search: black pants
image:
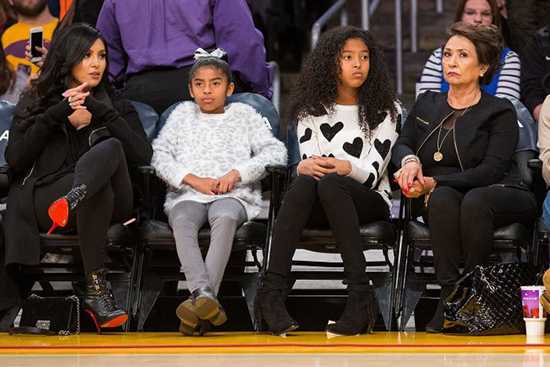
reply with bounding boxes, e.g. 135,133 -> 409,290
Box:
266,174 -> 390,284
34,138 -> 133,274
123,67 -> 193,115
427,185 -> 538,287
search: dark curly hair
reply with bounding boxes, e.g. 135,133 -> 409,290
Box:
290,26 -> 397,137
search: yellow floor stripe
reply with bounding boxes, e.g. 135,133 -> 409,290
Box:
1,332 -> 550,355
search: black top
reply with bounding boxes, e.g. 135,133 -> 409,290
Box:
66,124 -> 92,168
520,26 -> 550,113
392,91 -> 518,190
4,89 -> 152,267
419,109 -> 462,178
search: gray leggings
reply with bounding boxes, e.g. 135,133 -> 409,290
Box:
168,198 -> 247,294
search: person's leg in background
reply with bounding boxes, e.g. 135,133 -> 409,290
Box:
123,67 -> 192,115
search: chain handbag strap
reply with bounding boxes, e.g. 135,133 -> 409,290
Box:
58,295 -> 80,336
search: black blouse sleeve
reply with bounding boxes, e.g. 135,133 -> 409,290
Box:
6,93 -> 72,173
391,99 -> 418,168
434,105 -> 518,189
86,96 -> 153,167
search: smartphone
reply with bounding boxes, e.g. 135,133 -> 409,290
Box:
29,27 -> 44,63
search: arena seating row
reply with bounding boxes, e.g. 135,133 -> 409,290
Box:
0,98 -> 547,332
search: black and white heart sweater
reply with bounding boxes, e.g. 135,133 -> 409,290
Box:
297,103 -> 401,207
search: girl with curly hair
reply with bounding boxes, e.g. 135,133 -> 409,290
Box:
255,26 -> 402,336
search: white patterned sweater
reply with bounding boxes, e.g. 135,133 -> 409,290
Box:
152,101 -> 287,220
297,103 -> 402,207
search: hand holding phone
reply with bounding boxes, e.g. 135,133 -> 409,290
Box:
29,27 -> 44,63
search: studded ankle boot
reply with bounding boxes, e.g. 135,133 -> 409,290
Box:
83,269 -> 128,331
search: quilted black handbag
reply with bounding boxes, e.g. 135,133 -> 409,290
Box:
8,294 -> 80,336
442,263 -> 536,335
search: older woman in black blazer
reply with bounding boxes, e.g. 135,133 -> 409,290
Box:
392,22 -> 538,332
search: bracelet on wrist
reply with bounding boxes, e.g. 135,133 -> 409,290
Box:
401,155 -> 420,167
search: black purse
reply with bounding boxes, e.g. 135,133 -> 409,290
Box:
9,294 -> 80,336
442,263 -> 536,335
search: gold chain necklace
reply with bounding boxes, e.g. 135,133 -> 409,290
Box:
433,107 -> 470,162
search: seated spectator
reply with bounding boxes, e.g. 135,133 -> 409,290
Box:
256,26 -> 402,337
0,44 -> 27,103
96,0 -> 273,114
393,22 -> 538,333
538,96 -> 550,228
541,94 -> 550,310
57,0 -> 104,28
503,0 -> 550,56
520,24 -> 550,121
0,0 -> 16,35
416,0 -> 521,101
151,49 -> 286,336
4,23 -> 152,331
1,0 -> 58,76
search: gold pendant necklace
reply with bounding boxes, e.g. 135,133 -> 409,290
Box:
433,126 -> 453,162
433,106 -> 471,162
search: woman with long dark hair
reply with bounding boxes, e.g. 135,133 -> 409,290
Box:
255,26 -> 402,336
4,23 -> 152,331
0,45 -> 15,97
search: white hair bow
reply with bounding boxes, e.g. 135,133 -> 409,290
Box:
193,48 -> 226,61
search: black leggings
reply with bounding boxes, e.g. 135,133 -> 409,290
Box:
34,138 -> 133,274
266,174 -> 390,284
427,185 -> 538,287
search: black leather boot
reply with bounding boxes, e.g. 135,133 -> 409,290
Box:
255,272 -> 299,335
63,184 -> 88,210
325,283 -> 377,336
425,285 -> 454,333
83,269 -> 128,331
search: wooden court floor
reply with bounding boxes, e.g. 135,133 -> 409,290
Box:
1,332 -> 550,366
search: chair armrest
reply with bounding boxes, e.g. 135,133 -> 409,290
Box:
133,165 -> 165,220
266,164 -> 287,176
267,165 -> 287,214
137,165 -> 155,175
528,158 -> 542,169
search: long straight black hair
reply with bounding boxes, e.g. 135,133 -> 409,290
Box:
0,44 -> 14,96
29,23 -> 110,110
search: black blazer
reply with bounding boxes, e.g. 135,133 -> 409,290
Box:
391,91 -> 518,190
4,91 -> 152,266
